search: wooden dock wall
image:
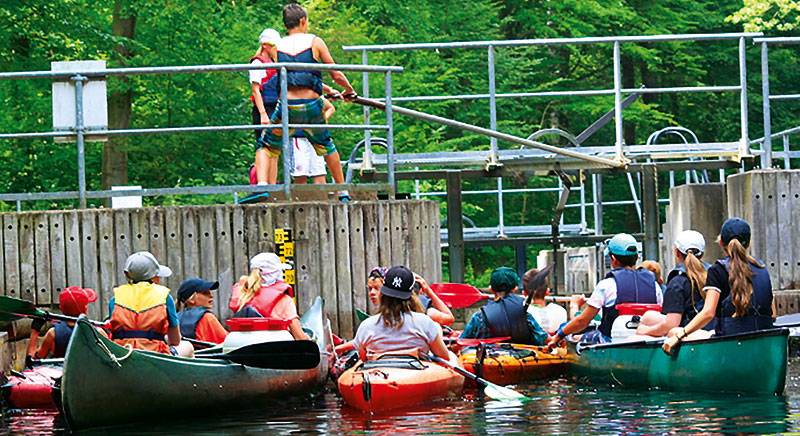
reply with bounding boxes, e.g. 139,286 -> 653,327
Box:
727,170 -> 800,291
0,200 -> 442,338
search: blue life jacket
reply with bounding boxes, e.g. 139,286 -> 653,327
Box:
233,306 -> 264,318
418,295 -> 432,311
599,267 -> 658,338
715,257 -> 773,336
176,307 -> 211,339
53,321 -> 74,358
261,72 -> 280,104
276,34 -> 323,96
480,294 -> 530,344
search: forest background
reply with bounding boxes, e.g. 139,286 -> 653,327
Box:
1,0 -> 799,286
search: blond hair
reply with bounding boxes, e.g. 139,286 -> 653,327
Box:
681,249 -> 707,309
237,268 -> 263,312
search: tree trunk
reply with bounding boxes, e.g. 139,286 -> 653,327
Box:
102,2 -> 136,196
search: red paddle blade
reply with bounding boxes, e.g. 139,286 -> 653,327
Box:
456,337 -> 511,347
430,283 -> 491,308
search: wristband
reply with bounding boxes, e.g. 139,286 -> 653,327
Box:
556,326 -> 565,339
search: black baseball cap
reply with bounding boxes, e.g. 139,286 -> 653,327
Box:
177,277 -> 219,303
720,217 -> 751,246
380,266 -> 415,300
525,263 -> 554,293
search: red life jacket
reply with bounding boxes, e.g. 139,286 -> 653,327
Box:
229,280 -> 293,319
249,55 -> 278,103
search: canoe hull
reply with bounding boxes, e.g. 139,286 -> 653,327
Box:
338,353 -> 464,412
567,328 -> 788,394
61,296 -> 332,430
459,344 -> 567,385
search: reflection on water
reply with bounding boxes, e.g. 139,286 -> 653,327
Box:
3,360 -> 800,435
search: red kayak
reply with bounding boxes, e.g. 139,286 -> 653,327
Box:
2,365 -> 61,409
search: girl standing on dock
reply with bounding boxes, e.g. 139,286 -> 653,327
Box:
663,218 -> 775,354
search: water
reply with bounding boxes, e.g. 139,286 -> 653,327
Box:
4,359 -> 800,435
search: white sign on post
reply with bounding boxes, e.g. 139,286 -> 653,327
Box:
111,186 -> 143,209
51,60 -> 108,143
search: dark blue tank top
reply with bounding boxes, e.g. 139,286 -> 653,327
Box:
599,267 -> 658,337
53,321 -> 74,358
715,258 -> 774,335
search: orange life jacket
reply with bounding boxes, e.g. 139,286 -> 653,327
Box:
229,281 -> 292,319
110,282 -> 171,354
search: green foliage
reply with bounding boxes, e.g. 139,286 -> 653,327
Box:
2,0 -> 800,280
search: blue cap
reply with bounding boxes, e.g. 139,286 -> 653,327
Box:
604,233 -> 639,257
178,277 -> 219,303
720,217 -> 751,246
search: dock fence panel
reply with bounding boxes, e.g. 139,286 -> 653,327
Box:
362,203 -> 380,310
147,208 -> 166,273
792,172 -> 800,288
80,211 -> 99,319
257,205 -> 275,255
334,204 -> 354,338
763,173 -> 780,283
113,210 -> 132,288
19,214 -> 36,303
776,172 -> 793,288
33,213 -> 52,305
48,212 -> 67,303
293,204 -> 317,315
349,204 -> 367,320
164,207 -> 183,297
390,202 -> 409,268
318,204 -> 338,332
377,202 -> 392,270
199,207 -> 218,297
215,206 -> 234,319
3,215 -> 20,298
64,212 -> 82,289
181,208 -> 200,288
131,209 -> 150,253
97,210 -> 115,317
407,202 -> 423,276
231,207 -> 247,283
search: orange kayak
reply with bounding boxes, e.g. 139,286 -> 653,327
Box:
338,352 -> 464,412
459,343 -> 567,385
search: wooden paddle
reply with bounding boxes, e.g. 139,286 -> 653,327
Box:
0,295 -> 107,327
198,340 -> 320,370
426,353 -> 529,402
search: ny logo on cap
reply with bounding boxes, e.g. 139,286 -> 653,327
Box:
393,277 -> 403,288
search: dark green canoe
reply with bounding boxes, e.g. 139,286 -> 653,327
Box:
567,328 -> 788,394
60,296 -> 332,430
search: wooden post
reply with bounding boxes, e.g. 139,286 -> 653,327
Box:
446,170 -> 465,283
640,163 -> 660,262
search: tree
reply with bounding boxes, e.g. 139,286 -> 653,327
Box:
728,0 -> 800,31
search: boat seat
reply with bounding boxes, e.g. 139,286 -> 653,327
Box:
360,355 -> 427,371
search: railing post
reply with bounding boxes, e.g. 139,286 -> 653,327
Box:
760,42 -> 772,168
280,67 -> 291,198
488,45 -> 499,166
446,170 -> 465,283
592,173 -> 603,235
739,37 -> 750,158
385,72 -> 396,196
641,163 -> 660,261
362,50 -> 373,170
613,41 -> 624,161
73,74 -> 87,209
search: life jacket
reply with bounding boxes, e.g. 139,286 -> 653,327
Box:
228,280 -> 293,320
276,33 -> 323,96
599,267 -> 658,338
666,262 -> 714,329
176,307 -> 211,339
110,282 -> 171,354
715,257 -> 774,336
53,321 -> 74,358
480,294 -> 531,344
417,295 -> 432,311
249,55 -> 278,103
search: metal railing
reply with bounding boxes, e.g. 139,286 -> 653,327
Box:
753,37 -> 800,168
0,62 -> 403,208
344,33 -> 762,237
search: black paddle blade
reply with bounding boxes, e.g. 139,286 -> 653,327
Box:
203,340 -> 321,370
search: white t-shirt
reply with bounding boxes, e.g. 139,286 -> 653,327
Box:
353,311 -> 441,359
586,277 -> 664,310
527,303 -> 568,334
249,58 -> 267,84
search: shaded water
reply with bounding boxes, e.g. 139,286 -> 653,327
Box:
4,359 -> 800,435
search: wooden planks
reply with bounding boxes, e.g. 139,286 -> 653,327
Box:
0,200 -> 441,336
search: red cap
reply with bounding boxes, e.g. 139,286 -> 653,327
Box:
59,286 -> 98,316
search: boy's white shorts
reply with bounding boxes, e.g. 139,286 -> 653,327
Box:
290,136 -> 327,178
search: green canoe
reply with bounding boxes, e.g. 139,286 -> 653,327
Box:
567,328 -> 788,394
60,296 -> 332,430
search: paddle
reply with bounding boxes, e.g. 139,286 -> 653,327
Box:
775,313 -> 800,328
430,283 -> 491,308
454,337 -> 511,347
356,308 -> 370,323
0,295 -> 106,327
184,337 -> 217,349
197,340 -> 320,370
426,353 -> 529,402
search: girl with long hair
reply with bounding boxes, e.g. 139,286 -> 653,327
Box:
663,218 -> 774,355
352,266 -> 450,361
229,252 -> 310,340
636,230 -> 714,339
